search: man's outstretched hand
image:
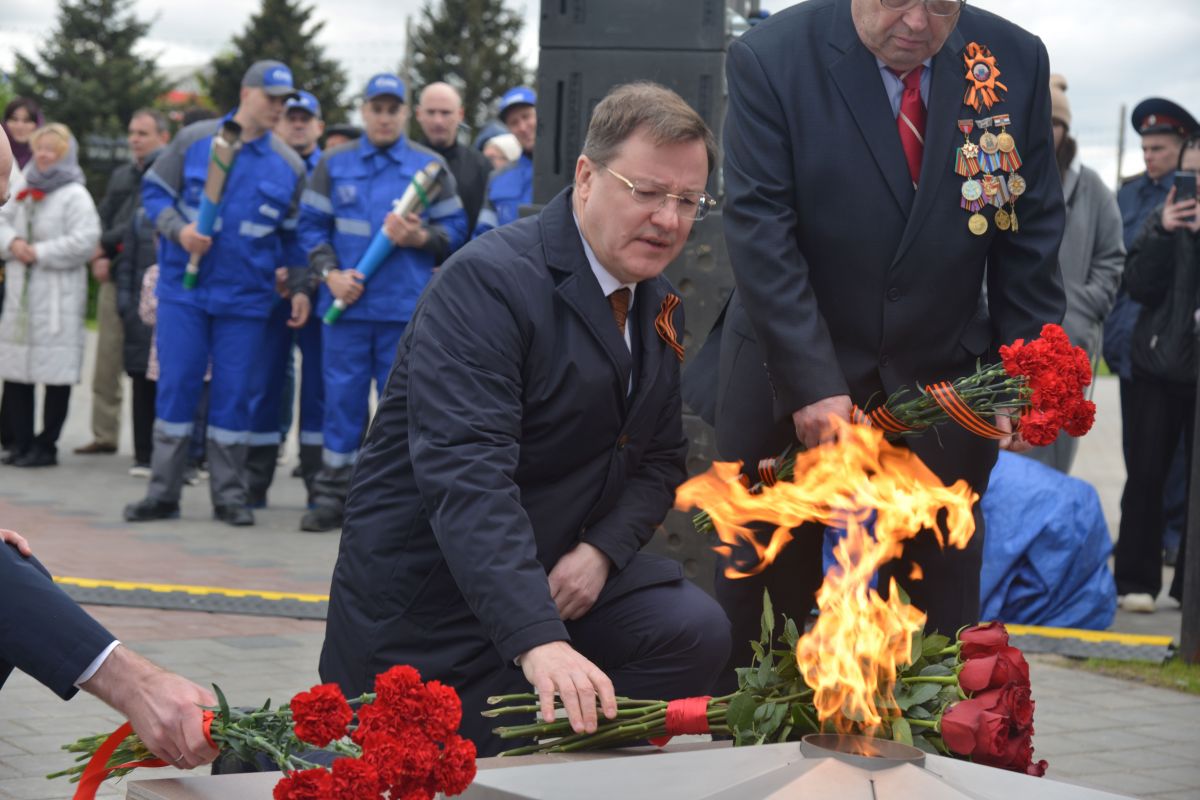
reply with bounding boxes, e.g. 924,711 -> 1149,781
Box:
519,641 -> 617,734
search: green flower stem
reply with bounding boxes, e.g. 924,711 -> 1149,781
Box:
905,718 -> 939,731
900,676 -> 959,685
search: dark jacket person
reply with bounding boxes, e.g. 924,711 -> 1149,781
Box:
320,83 -> 731,756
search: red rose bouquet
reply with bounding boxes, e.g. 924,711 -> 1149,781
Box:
487,598 -> 1047,777
51,665 -> 476,800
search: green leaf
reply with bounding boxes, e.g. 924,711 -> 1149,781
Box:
213,683 -> 231,722
910,629 -> 924,665
907,704 -> 933,720
726,692 -> 758,732
757,655 -> 776,688
893,584 -> 912,606
937,685 -> 961,706
750,640 -> 765,660
761,589 -> 775,642
919,663 -> 953,677
896,682 -> 940,710
911,734 -> 938,754
891,717 -> 913,746
784,618 -> 800,649
921,633 -> 951,656
735,667 -> 754,690
766,702 -> 788,735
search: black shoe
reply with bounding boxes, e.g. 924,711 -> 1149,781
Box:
13,448 -> 56,467
124,498 -> 181,522
1,449 -> 27,465
300,505 -> 342,532
214,504 -> 255,526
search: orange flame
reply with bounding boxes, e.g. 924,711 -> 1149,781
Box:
675,418 -> 978,733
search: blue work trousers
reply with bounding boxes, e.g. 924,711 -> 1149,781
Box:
321,319 -> 405,466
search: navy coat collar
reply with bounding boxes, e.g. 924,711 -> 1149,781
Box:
539,188 -> 671,417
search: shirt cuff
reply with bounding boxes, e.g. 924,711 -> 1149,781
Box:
74,640 -> 120,688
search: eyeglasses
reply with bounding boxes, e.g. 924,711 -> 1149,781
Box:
879,0 -> 965,17
600,165 -> 716,221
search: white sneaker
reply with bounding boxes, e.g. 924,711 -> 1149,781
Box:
1120,593 -> 1156,613
128,464 -> 151,478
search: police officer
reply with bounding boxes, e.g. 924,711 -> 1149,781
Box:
415,82 -> 492,233
297,73 -> 468,532
472,86 -> 535,237
1101,98 -> 1198,572
123,60 -> 309,526
243,91 -> 326,509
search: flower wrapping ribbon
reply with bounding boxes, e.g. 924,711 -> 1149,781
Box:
648,695 -> 712,747
852,404 -> 916,434
655,293 -> 685,362
853,382 -> 1009,440
73,711 -> 216,800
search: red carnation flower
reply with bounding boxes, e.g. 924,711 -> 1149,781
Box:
290,683 -> 353,747
421,680 -> 464,741
330,757 -> 382,799
273,768 -> 332,800
436,735 -> 478,796
375,665 -> 428,718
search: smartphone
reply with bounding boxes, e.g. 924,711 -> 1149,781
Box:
1175,172 -> 1198,204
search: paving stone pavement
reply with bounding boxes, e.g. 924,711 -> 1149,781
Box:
1,335 -> 1197,799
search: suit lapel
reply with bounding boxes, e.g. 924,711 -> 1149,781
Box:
543,191 -> 634,391
827,0 -> 914,215
892,26 -> 967,266
624,279 -> 667,423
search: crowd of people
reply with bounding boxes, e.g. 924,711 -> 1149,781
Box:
0,65 -> 538,534
2,0 -> 1200,770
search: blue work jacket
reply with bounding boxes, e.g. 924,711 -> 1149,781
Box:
473,153 -> 533,237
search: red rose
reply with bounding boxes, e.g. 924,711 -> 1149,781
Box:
940,696 -> 1008,758
945,685 -> 1043,774
330,757 -> 382,799
958,622 -> 1009,658
421,680 -> 463,741
273,768 -> 332,800
290,683 -> 353,747
436,734 -> 478,796
958,646 -> 1031,693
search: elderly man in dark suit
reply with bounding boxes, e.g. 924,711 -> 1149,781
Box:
687,0 -> 1065,678
320,82 -> 731,757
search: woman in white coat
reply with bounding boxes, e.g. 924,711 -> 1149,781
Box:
0,123 -> 100,466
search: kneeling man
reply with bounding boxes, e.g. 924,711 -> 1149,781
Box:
320,82 -> 730,755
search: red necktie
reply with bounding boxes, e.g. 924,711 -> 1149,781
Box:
891,66 -> 926,187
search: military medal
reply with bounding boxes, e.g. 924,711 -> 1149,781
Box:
968,213 -> 988,235
992,113 -> 1023,172
963,42 -> 1008,113
1007,173 -> 1027,197
995,207 -> 1012,231
976,118 -> 1001,173
954,120 -> 981,177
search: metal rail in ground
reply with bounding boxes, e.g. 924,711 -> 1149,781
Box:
54,575 -> 328,620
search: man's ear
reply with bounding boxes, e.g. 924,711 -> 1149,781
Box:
574,156 -> 595,199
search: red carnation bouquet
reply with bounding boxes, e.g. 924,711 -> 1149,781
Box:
695,323 -> 1095,534
50,665 -> 476,800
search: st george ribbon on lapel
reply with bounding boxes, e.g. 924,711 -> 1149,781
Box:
655,294 -> 686,362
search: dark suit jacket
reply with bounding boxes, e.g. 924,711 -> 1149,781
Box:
320,188 -> 689,698
688,0 -> 1065,493
0,543 -> 116,700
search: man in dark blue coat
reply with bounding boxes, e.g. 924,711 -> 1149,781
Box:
320,83 -> 730,756
0,530 -> 217,769
685,0 -> 1066,679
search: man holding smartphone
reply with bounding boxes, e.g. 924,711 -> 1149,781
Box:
1103,98 -> 1198,577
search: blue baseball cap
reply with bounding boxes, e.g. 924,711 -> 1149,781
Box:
364,73 -> 406,103
242,60 -> 297,98
498,86 -> 536,122
285,90 -> 321,118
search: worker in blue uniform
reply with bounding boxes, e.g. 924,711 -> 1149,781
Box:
472,86 -> 535,237
296,73 -> 468,532
245,90 -> 325,508
123,61 -> 309,526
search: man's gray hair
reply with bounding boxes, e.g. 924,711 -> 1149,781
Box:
131,108 -> 169,134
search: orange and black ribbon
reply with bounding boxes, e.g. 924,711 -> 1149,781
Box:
963,43 -> 1008,113
924,381 -> 1007,439
655,293 -> 686,362
852,404 -> 920,434
73,712 -> 216,800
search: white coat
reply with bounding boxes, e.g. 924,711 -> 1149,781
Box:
0,173 -> 101,385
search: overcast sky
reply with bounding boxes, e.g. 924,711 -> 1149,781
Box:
2,0 -> 1198,188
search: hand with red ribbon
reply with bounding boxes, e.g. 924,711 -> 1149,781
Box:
78,646 -> 218,774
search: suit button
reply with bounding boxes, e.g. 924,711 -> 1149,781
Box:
887,287 -> 901,302
617,434 -> 630,450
